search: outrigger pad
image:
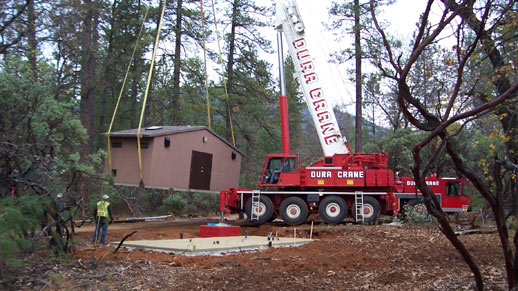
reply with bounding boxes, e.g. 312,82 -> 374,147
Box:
199,224 -> 241,237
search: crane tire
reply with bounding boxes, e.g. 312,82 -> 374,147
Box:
279,197 -> 308,226
354,196 -> 381,224
319,195 -> 348,224
245,195 -> 274,225
407,198 -> 436,214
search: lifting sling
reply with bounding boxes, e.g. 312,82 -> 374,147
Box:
106,4 -> 150,172
210,0 -> 236,147
200,0 -> 211,129
137,0 -> 167,185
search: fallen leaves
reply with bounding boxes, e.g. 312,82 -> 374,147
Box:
2,221 -> 508,290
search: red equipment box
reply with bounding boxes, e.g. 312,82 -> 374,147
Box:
199,225 -> 241,237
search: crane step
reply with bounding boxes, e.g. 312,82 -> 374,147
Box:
355,191 -> 364,224
251,190 -> 261,221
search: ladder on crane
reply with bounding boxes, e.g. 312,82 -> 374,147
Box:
355,191 -> 364,224
251,190 -> 261,221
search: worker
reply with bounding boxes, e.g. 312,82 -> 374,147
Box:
92,194 -> 114,245
55,193 -> 65,236
56,193 -> 65,213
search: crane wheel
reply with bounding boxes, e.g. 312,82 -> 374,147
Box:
279,197 -> 308,226
245,196 -> 274,225
407,199 -> 427,214
319,195 -> 348,224
354,196 -> 381,224
407,198 -> 436,214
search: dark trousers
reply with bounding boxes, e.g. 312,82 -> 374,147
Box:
92,217 -> 108,244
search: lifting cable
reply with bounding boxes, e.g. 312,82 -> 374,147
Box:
210,0 -> 236,147
200,0 -> 211,129
137,0 -> 167,185
106,4 -> 150,172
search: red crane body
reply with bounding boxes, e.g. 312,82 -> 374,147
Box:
219,0 -> 471,225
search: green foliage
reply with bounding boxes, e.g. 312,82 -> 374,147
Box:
160,194 -> 188,215
467,189 -> 487,213
0,58 -> 86,196
464,127 -> 506,177
373,128 -> 425,176
159,192 -> 219,216
0,195 -> 45,270
51,273 -> 65,283
213,48 -> 280,188
284,56 -> 306,152
403,204 -> 436,225
106,187 -> 220,218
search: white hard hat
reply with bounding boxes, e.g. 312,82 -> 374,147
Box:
102,194 -> 109,200
56,193 -> 63,199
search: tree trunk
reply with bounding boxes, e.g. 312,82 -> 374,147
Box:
130,61 -> 139,129
0,0 -> 29,54
26,0 -> 38,80
130,0 -> 145,129
97,0 -> 119,151
441,0 -> 518,215
371,106 -> 375,137
78,0 -> 99,212
354,0 -> 362,153
224,0 -> 239,143
144,0 -> 163,127
171,0 -> 183,125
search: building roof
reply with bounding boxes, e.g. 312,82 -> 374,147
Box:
104,126 -> 244,155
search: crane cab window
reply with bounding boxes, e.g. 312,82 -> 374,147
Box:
267,157 -> 283,173
446,182 -> 461,196
262,157 -> 298,184
262,157 -> 283,184
282,157 -> 296,173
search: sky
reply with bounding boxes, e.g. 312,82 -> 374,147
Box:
144,0 -> 429,114
148,0 -> 428,114
260,0 -> 426,113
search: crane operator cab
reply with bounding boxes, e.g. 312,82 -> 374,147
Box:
259,154 -> 299,186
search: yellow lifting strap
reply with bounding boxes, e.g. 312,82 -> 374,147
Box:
200,0 -> 211,129
106,5 -> 150,172
137,0 -> 167,184
210,0 -> 236,147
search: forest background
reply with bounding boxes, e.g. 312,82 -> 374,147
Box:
1,0 -> 517,287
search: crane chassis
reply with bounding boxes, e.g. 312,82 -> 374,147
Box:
219,0 -> 471,226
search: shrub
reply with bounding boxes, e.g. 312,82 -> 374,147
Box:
160,194 -> 188,215
403,204 -> 436,225
0,195 -> 45,276
157,192 -> 219,217
189,193 -> 219,216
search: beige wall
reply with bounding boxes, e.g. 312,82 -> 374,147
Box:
106,129 -> 242,192
107,137 -> 155,186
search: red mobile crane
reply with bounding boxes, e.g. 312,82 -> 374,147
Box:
219,0 -> 471,225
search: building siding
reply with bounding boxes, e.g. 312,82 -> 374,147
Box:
106,128 -> 242,192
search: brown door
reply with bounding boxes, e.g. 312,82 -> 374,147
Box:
189,150 -> 213,190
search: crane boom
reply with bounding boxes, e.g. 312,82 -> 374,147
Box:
218,1 -> 472,228
275,0 -> 350,156
220,0 -> 471,225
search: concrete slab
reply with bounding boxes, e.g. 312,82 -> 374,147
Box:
111,236 -> 314,255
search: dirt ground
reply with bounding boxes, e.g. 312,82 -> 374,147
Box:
5,217 -> 507,290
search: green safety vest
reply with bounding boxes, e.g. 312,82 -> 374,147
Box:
97,200 -> 110,218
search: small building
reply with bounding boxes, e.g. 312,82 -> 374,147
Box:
104,126 -> 243,192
